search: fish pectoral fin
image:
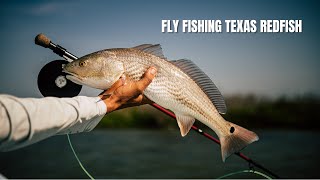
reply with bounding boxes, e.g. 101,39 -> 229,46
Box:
175,114 -> 195,137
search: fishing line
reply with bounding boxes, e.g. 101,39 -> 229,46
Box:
35,34 -> 280,179
217,169 -> 272,179
67,134 -> 95,180
67,105 -> 279,179
67,132 -> 271,179
151,103 -> 280,178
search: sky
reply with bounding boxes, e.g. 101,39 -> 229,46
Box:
0,0 -> 319,98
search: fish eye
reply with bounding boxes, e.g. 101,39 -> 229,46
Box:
79,61 -> 87,67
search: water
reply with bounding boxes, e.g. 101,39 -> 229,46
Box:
0,129 -> 319,178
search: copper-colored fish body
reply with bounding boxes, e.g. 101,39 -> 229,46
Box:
63,44 -> 259,161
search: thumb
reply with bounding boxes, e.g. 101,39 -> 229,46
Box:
137,67 -> 157,92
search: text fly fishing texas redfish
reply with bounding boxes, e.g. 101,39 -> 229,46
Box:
63,44 -> 259,162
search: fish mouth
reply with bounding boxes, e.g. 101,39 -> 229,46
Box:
62,69 -> 77,77
62,70 -> 84,85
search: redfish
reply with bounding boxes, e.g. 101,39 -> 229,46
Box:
63,44 -> 258,161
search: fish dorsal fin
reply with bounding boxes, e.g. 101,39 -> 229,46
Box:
171,59 -> 227,114
132,44 -> 166,59
175,113 -> 195,137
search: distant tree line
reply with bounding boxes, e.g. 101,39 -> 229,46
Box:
97,94 -> 320,130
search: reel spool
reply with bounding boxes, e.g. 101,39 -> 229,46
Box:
37,60 -> 82,97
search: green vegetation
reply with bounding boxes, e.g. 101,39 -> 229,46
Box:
223,94 -> 320,129
97,94 -> 320,130
97,105 -> 176,129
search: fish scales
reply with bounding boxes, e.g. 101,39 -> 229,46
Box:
63,44 -> 259,161
113,48 -> 226,133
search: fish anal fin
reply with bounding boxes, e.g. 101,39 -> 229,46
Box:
132,44 -> 166,59
175,113 -> 195,137
220,122 -> 259,162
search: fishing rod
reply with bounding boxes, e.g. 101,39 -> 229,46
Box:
35,33 -> 280,179
152,103 -> 279,178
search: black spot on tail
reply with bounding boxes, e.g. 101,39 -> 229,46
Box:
230,126 -> 235,133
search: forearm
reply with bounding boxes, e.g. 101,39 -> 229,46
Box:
0,95 -> 106,151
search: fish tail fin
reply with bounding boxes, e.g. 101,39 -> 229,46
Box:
220,121 -> 259,162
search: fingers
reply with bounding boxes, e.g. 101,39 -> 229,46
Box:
116,95 -> 153,111
136,67 -> 157,92
100,67 -> 157,113
128,94 -> 144,104
104,75 -> 126,95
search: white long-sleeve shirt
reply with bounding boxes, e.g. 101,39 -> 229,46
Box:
0,94 -> 106,151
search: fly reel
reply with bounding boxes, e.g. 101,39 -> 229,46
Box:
35,33 -> 82,97
37,60 -> 82,97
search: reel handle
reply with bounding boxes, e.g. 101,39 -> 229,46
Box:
35,33 -> 51,48
35,33 -> 78,61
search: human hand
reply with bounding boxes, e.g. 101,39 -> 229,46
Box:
98,67 -> 157,113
